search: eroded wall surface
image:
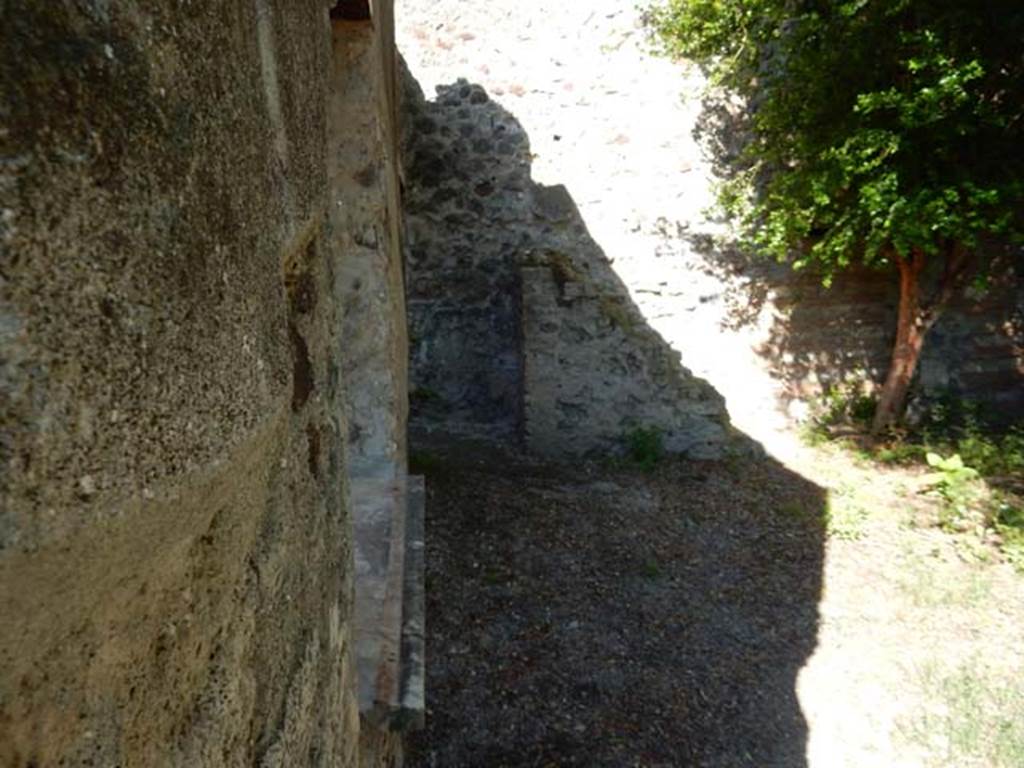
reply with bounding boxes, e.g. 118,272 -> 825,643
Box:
521,266 -> 729,457
401,78 -> 527,445
0,2 -> 400,764
401,78 -> 732,456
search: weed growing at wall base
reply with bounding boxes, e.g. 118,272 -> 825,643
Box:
924,452 -> 983,532
799,383 -> 879,446
995,503 -> 1024,573
625,426 -> 664,472
801,388 -> 1024,569
823,492 -> 869,541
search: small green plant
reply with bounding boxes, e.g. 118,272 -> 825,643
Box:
807,392 -> 1024,566
919,394 -> 990,442
957,424 -> 1024,479
913,396 -> 1024,476
917,447 -> 1024,567
410,387 -> 444,405
803,383 -> 878,443
640,556 -> 663,579
924,452 -> 984,532
779,501 -> 810,521
849,393 -> 878,424
875,441 -> 925,465
481,565 -> 506,586
824,492 -> 869,541
994,500 -> 1024,573
625,426 -> 664,472
409,450 -> 445,477
799,419 -> 830,447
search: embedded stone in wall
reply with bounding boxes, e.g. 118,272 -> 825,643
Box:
401,75 -> 531,445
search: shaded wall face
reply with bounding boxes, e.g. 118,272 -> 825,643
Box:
751,252 -> 1024,419
401,78 -> 529,444
0,2 -> 367,764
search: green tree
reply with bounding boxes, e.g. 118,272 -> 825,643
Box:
651,0 -> 1024,432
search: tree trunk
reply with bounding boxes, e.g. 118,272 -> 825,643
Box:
869,242 -> 971,435
872,251 -> 928,434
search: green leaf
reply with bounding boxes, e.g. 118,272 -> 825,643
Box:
945,454 -> 966,471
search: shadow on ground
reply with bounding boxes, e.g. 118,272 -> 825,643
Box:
406,447 -> 825,768
398,75 -> 827,766
676,90 -> 1024,416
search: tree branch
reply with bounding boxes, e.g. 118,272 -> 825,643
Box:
919,241 -> 972,329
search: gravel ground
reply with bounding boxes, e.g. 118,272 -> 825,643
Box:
407,446 -> 827,767
405,441 -> 1024,768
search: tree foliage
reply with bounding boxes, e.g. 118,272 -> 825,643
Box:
651,0 -> 1024,428
652,0 -> 1023,276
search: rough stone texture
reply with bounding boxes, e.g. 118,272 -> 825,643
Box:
522,267 -> 729,457
401,77 -> 733,456
359,728 -> 403,768
401,80 -> 526,445
0,1 -> 409,765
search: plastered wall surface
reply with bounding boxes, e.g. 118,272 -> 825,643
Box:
331,16 -> 408,481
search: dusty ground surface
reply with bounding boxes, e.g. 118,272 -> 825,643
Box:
397,2 -> 1024,765
406,444 -> 1024,768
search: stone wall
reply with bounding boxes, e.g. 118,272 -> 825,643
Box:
522,266 -> 729,457
401,78 -> 733,456
399,68 -> 1022,452
1,1 -> 408,765
760,253 -> 1024,419
685,231 -> 1024,420
395,4 -> 1023,447
401,77 -> 527,445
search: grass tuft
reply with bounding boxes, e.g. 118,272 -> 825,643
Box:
898,660 -> 1024,767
